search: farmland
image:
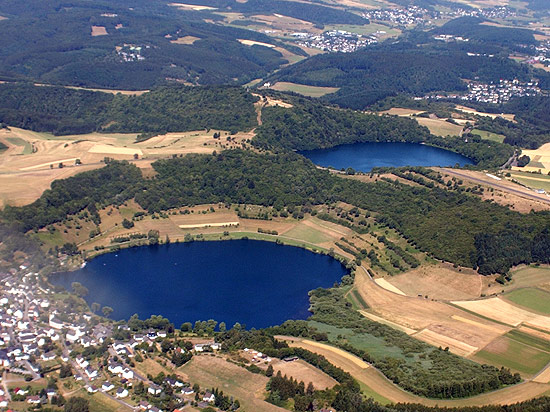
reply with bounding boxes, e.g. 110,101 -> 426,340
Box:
269,82 -> 340,98
504,288 -> 550,315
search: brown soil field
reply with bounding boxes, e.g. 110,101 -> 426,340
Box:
386,263 -> 484,300
170,35 -> 200,44
281,337 -> 550,406
355,269 -> 510,354
91,25 -> 108,36
180,355 -> 286,412
452,297 -> 550,330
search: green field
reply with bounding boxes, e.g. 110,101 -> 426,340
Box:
472,129 -> 505,143
474,335 -> 550,376
284,223 -> 332,244
505,288 -> 550,315
6,136 -> 32,154
271,82 -> 340,98
509,171 -> 550,192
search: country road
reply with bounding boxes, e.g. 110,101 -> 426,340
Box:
442,168 -> 550,205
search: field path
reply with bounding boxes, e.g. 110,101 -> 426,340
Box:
280,337 -> 550,406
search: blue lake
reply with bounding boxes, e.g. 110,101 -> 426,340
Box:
299,142 -> 473,172
51,240 -> 348,329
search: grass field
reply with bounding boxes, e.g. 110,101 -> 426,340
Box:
6,136 -> 33,154
509,171 -> 550,192
472,129 -> 505,143
474,335 -> 550,376
270,82 -> 339,98
415,117 -> 463,137
505,288 -> 550,315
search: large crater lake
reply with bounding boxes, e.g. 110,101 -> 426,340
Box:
299,142 -> 473,171
52,240 -> 348,328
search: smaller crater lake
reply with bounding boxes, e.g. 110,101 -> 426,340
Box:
299,142 -> 473,172
51,240 -> 348,329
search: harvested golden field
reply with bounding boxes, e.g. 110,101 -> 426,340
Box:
355,269 -> 510,355
270,358 -> 338,390
374,278 -> 406,296
0,127 -> 251,208
238,39 -> 276,48
452,297 -> 550,330
386,263 -> 484,300
518,142 -> 550,172
180,355 -> 286,412
381,108 -> 426,116
455,105 -> 515,121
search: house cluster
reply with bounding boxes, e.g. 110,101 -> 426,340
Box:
444,6 -> 517,20
424,78 -> 544,104
116,44 -> 147,62
433,34 -> 469,43
362,6 -> 434,27
244,347 -> 272,363
292,30 -> 377,53
524,39 -> 550,69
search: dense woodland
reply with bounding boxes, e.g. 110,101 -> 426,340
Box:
267,42 -> 547,109
0,84 -> 258,135
0,0 -> 290,88
5,152 -> 550,274
255,96 -> 514,168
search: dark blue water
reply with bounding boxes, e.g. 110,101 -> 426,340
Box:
51,240 -> 347,329
299,142 -> 473,172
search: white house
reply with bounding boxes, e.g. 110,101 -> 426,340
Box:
102,382 -> 115,392
116,387 -> 129,398
203,391 -> 215,403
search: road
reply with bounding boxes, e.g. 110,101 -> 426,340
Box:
442,168 -> 550,205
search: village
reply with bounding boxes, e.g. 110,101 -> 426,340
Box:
0,264 -> 248,412
423,78 -> 544,104
291,30 -> 378,53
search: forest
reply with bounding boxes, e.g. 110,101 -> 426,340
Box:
0,83 -> 258,135
0,0 -> 289,88
255,96 -> 514,168
266,42 -> 544,109
4,152 -> 550,274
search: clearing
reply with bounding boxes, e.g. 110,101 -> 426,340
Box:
91,26 -> 108,36
270,82 -> 340,98
170,36 -> 200,45
238,39 -> 276,48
